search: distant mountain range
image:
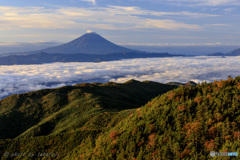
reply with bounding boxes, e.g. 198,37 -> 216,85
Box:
0,52 -> 175,65
228,48 -> 240,56
166,80 -> 197,86
0,32 -> 181,65
1,32 -> 239,65
208,48 -> 240,56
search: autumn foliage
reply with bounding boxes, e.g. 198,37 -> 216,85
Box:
148,132 -> 156,148
167,91 -> 176,100
109,130 -> 119,141
205,140 -> 215,151
177,105 -> 187,111
194,97 -> 202,104
234,132 -> 240,140
208,126 -> 217,138
183,121 -> 200,139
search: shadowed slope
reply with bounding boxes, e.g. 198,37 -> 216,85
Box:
0,80 -> 176,140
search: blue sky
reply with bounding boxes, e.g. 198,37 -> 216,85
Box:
0,0 -> 240,46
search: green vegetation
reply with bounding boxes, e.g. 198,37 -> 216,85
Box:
0,80 -> 175,159
84,76 -> 240,160
1,77 -> 240,159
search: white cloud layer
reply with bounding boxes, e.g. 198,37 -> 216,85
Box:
0,56 -> 240,99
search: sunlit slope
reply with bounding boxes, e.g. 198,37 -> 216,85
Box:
80,77 -> 240,159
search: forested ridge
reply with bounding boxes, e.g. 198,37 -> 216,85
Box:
0,80 -> 175,159
81,76 -> 240,159
0,77 -> 240,159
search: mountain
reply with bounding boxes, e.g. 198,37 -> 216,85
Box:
208,48 -> 240,56
227,48 -> 240,56
41,32 -> 136,55
1,77 -> 240,159
166,80 -> 197,87
1,32 -> 136,56
0,32 -> 181,65
185,80 -> 197,86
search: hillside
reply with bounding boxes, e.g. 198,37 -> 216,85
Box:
1,77 -> 240,159
0,80 -> 176,159
83,76 -> 240,159
166,81 -> 197,87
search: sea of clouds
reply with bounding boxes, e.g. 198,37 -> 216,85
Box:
0,56 -> 240,99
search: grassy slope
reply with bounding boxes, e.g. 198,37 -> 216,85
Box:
0,80 -> 176,159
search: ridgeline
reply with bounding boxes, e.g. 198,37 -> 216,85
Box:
0,77 -> 240,159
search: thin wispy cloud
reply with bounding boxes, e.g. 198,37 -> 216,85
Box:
107,5 -> 218,17
0,56 -> 240,99
0,5 -> 216,31
167,0 -> 240,6
224,8 -> 235,12
137,19 -> 201,30
0,0 -> 239,45
82,0 -> 96,5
